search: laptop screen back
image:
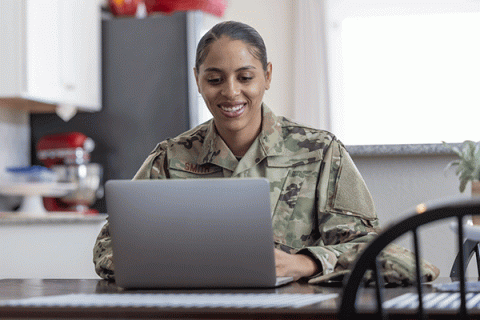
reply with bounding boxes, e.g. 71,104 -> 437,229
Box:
106,178 -> 277,289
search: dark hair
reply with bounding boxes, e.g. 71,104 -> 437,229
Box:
195,21 -> 268,71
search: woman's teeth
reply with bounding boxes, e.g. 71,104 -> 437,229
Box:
220,104 -> 244,112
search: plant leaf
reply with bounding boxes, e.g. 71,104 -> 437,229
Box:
443,140 -> 480,191
444,160 -> 460,176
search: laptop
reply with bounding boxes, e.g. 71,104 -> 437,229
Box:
105,178 -> 294,289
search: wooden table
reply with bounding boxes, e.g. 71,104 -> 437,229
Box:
0,278 -> 476,319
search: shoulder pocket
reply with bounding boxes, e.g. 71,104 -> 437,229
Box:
332,152 -> 376,220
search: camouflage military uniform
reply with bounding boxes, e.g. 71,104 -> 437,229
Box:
93,104 -> 439,284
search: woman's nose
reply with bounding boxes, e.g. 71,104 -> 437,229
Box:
221,79 -> 240,98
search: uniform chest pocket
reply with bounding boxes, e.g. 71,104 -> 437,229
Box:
273,169 -> 319,221
266,152 -> 321,212
278,172 -> 304,210
267,157 -> 321,245
268,168 -> 305,242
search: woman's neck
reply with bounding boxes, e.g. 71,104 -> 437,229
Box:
215,123 -> 262,157
224,134 -> 256,157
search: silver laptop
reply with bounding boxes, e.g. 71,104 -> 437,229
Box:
105,178 -> 294,289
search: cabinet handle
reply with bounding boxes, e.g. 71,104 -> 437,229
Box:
64,84 -> 75,91
58,0 -> 76,95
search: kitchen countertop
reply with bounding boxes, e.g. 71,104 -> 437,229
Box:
346,142 -> 460,157
0,212 -> 107,225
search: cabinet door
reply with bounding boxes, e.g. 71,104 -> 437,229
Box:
58,0 -> 101,110
0,0 -> 24,97
24,0 -> 61,103
23,0 -> 101,111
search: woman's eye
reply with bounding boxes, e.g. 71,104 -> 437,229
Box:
207,78 -> 222,84
240,77 -> 253,82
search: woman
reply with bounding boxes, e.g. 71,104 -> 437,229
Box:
94,21 -> 432,284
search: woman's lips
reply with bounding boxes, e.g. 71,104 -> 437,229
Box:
218,103 -> 246,118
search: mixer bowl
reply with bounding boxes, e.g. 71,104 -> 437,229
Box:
51,163 -> 103,211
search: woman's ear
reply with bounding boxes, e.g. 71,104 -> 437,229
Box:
194,67 -> 201,93
265,62 -> 272,90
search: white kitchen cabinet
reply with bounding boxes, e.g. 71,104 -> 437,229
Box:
0,0 -> 24,98
0,0 -> 101,112
0,214 -> 107,279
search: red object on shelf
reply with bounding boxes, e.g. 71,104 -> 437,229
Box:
37,132 -> 93,168
144,0 -> 227,17
36,132 -> 100,214
37,132 -> 88,151
109,0 -> 142,16
42,198 -> 99,214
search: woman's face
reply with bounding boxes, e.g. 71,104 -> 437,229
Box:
195,36 -> 272,139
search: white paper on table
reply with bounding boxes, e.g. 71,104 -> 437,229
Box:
0,293 -> 338,309
383,292 -> 480,310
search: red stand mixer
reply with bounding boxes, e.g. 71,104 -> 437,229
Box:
36,132 -> 103,214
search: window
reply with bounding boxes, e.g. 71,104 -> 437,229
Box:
325,0 -> 480,145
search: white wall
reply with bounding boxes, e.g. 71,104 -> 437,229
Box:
0,107 -> 29,211
354,154 -> 477,279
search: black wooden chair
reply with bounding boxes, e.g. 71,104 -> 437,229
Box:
450,239 -> 480,281
338,197 -> 480,320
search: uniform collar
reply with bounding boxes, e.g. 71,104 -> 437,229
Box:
257,103 -> 285,157
197,120 -> 238,171
198,103 -> 285,171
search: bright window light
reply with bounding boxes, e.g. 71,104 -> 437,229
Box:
332,12 -> 480,145
198,96 -> 212,124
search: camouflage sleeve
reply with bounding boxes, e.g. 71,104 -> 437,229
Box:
298,139 -> 381,282
93,220 -> 115,280
298,140 -> 439,284
133,142 -> 170,180
92,143 -> 169,279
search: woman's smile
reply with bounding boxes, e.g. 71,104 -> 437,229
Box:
218,101 -> 247,118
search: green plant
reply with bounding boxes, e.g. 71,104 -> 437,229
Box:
443,140 -> 480,192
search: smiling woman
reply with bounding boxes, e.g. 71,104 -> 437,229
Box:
93,20 -> 438,286
194,34 -> 271,156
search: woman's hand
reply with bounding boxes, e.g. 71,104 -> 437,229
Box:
274,248 -> 320,281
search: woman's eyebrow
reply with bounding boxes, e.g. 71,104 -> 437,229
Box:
204,67 -> 223,73
236,66 -> 257,72
203,66 -> 257,73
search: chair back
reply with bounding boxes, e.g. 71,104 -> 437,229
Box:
339,197 -> 480,320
